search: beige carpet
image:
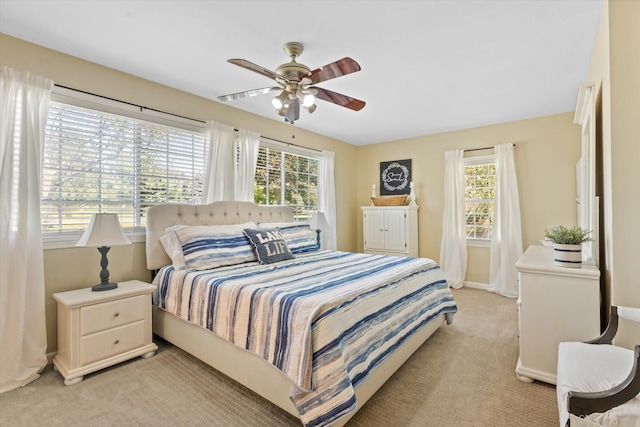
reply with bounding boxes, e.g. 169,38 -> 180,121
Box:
0,287 -> 558,426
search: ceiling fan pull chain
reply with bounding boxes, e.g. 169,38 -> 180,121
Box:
291,123 -> 296,139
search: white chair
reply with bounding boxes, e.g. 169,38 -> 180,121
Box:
556,306 -> 640,426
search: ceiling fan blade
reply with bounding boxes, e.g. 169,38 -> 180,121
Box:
217,87 -> 281,102
307,57 -> 361,85
311,87 -> 366,111
227,59 -> 284,82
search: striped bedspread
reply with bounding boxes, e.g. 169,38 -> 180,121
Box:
153,250 -> 457,427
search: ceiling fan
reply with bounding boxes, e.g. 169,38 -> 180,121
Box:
218,42 -> 365,124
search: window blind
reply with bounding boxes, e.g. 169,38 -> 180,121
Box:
42,101 -> 206,247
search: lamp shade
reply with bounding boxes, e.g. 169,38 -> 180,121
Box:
76,213 -> 131,247
272,90 -> 289,110
310,212 -> 328,230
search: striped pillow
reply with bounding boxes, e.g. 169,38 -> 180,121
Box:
258,222 -> 320,253
160,225 -> 188,269
174,222 -> 257,271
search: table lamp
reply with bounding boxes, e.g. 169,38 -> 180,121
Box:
76,213 -> 131,291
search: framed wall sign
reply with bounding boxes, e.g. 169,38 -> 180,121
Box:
380,159 -> 411,195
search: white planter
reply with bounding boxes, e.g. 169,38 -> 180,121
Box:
553,244 -> 582,268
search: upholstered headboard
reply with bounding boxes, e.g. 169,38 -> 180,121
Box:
145,201 -> 294,270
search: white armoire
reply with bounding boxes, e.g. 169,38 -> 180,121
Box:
361,206 -> 419,257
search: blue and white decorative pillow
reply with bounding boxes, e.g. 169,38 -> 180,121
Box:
243,228 -> 294,265
257,222 -> 320,254
173,222 -> 258,271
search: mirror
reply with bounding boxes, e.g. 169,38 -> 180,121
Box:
574,82 -> 598,266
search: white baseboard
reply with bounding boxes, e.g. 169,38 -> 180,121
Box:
463,281 -> 489,290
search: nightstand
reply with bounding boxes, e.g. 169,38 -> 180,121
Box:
52,280 -> 158,385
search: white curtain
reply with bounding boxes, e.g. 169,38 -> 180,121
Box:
319,150 -> 337,250
439,149 -> 467,288
202,121 -> 235,202
488,143 -> 523,298
234,129 -> 260,202
0,67 -> 53,393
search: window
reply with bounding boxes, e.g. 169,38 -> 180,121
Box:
253,140 -> 320,221
41,89 -> 322,247
41,89 -> 206,248
464,155 -> 496,243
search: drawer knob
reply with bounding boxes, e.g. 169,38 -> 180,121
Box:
114,312 -> 119,317
114,340 -> 120,345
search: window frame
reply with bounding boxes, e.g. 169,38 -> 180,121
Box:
42,87 -> 207,249
464,154 -> 496,247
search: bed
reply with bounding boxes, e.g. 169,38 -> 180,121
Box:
146,201 -> 457,426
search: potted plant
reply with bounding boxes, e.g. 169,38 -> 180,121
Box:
544,225 -> 592,268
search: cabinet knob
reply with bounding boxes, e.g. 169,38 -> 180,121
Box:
114,340 -> 120,345
114,312 -> 119,317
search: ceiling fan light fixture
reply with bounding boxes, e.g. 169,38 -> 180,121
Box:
302,93 -> 315,108
276,102 -> 290,116
285,98 -> 300,123
305,103 -> 317,114
296,87 -> 315,108
272,90 -> 289,109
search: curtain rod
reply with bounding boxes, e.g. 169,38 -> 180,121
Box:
54,84 -> 205,124
260,135 -> 321,153
53,83 -> 318,151
464,143 -> 515,152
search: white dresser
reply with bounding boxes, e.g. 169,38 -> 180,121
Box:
515,245 -> 600,385
53,280 -> 157,385
361,206 -> 419,257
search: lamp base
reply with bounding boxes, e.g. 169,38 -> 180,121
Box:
92,282 -> 118,292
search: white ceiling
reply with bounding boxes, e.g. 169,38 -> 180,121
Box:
0,1 -> 603,146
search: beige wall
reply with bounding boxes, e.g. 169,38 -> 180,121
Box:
0,34 -> 359,353
588,0 -> 640,348
356,114 -> 581,283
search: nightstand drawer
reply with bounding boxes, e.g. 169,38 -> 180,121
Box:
81,295 -> 146,335
80,320 -> 146,365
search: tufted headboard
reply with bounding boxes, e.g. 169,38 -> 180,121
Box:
145,201 -> 294,270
